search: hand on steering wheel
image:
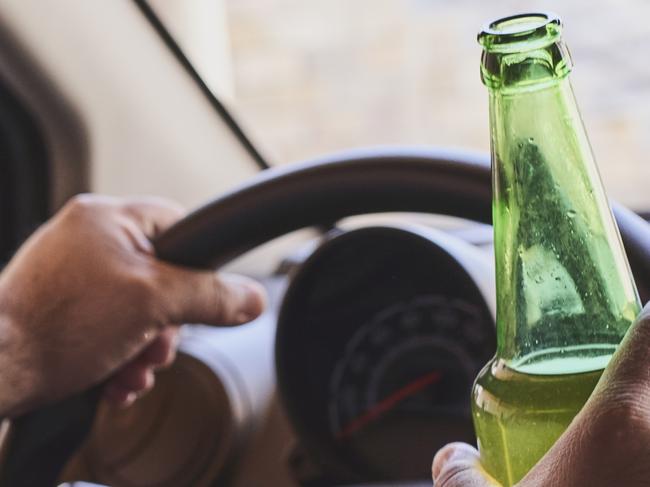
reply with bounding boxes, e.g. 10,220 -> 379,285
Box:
0,195 -> 266,416
433,304 -> 650,487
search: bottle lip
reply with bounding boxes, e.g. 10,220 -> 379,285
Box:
478,12 -> 562,53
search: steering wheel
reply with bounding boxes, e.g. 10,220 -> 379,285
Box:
2,147 -> 650,487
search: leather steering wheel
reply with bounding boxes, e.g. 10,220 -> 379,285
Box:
2,147 -> 650,487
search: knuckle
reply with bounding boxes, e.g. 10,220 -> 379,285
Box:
435,460 -> 474,487
154,334 -> 178,368
127,271 -> 164,321
65,194 -> 95,215
589,393 -> 650,443
432,443 -> 482,487
148,197 -> 185,219
63,194 -> 116,222
121,197 -> 185,227
143,371 -> 155,391
161,348 -> 176,367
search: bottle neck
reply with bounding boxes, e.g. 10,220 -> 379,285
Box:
481,40 -> 572,93
489,75 -> 640,370
478,12 -> 571,93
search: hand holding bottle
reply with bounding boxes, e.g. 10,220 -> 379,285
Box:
470,11 -> 640,486
433,303 -> 650,487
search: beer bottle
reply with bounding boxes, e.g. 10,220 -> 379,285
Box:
471,12 -> 641,486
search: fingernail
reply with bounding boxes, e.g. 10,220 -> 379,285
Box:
235,311 -> 255,324
432,448 -> 451,480
223,274 -> 267,323
432,443 -> 481,483
432,443 -> 465,480
120,392 -> 137,409
235,281 -> 265,323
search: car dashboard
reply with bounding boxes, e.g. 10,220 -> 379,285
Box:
60,218 -> 497,487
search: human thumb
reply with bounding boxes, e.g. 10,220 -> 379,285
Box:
153,263 -> 267,325
589,302 -> 650,406
432,442 -> 500,487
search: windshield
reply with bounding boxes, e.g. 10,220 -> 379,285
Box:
148,0 -> 650,209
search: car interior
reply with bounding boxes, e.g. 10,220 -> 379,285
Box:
1,1 -> 650,487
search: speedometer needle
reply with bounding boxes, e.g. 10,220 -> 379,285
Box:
336,370 -> 442,439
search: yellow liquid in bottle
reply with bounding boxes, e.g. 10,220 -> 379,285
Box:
471,347 -> 612,486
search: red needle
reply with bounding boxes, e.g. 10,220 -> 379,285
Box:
336,370 -> 442,439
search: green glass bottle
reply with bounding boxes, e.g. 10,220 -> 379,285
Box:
471,12 -> 641,486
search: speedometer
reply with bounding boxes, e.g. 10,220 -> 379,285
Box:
329,295 -> 489,480
276,225 -> 496,484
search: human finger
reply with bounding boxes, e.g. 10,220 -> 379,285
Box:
120,196 -> 186,238
433,442 -> 499,486
154,269 -> 267,326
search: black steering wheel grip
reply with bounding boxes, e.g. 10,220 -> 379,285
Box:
3,147 -> 650,486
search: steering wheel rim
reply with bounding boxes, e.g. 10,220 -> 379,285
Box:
3,146 -> 650,487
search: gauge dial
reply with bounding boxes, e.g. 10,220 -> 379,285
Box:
328,295 -> 492,480
276,225 -> 496,484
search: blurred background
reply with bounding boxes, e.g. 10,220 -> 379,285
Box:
150,0 -> 650,209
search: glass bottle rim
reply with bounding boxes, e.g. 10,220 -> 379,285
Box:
478,12 -> 562,54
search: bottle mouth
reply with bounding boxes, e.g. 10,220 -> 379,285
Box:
478,12 -> 562,53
